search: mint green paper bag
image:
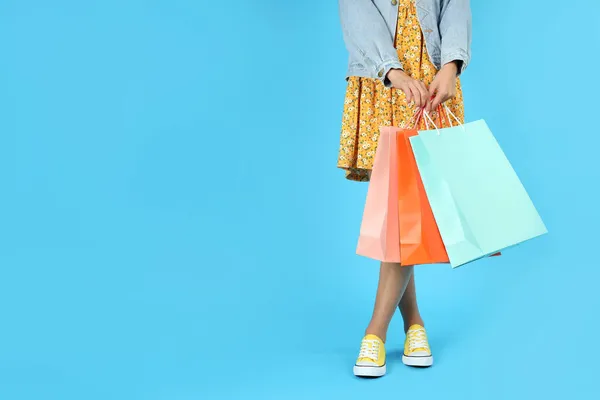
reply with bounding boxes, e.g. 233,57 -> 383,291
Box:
409,119 -> 547,267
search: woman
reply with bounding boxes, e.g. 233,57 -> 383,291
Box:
337,0 -> 471,377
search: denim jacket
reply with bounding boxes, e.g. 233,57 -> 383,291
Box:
339,0 -> 471,85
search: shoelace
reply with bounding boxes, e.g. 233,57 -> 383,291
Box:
358,339 -> 380,360
407,328 -> 429,351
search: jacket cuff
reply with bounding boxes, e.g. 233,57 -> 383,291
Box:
375,60 -> 403,87
442,51 -> 469,75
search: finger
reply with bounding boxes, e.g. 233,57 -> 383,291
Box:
425,93 -> 434,112
430,91 -> 446,111
409,83 -> 424,108
427,83 -> 438,112
420,81 -> 432,110
415,81 -> 429,110
409,87 -> 419,107
409,86 -> 420,107
401,84 -> 414,106
428,79 -> 438,97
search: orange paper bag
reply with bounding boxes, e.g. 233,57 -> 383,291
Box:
397,127 -> 450,265
356,127 -> 401,263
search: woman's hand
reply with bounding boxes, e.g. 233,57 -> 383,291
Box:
427,62 -> 459,111
386,69 -> 429,109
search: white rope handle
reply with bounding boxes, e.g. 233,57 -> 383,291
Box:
443,104 -> 454,127
443,103 -> 466,132
422,111 -> 440,136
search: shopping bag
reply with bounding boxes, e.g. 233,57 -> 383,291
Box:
356,126 -> 401,263
409,111 -> 547,267
395,122 -> 450,265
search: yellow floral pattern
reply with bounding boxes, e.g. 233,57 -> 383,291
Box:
338,0 -> 465,181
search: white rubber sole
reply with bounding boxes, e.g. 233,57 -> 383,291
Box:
402,355 -> 433,367
353,364 -> 386,377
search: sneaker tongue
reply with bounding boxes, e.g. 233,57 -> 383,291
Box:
364,334 -> 382,342
408,324 -> 425,332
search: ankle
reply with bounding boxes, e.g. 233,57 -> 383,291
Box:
365,326 -> 387,343
403,318 -> 425,333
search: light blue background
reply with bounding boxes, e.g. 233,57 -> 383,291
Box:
0,1 -> 598,399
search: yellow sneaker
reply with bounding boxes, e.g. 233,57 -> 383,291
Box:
353,334 -> 386,377
402,324 -> 433,367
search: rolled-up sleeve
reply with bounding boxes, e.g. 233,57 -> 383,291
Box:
339,0 -> 403,84
439,0 -> 472,74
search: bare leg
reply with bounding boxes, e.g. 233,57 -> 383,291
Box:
365,262 -> 414,342
398,272 -> 425,332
